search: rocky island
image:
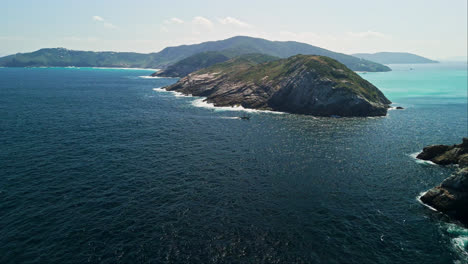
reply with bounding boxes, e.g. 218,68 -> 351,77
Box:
418,138 -> 468,225
164,54 -> 392,117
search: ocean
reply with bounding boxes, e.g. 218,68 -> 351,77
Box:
0,63 -> 467,263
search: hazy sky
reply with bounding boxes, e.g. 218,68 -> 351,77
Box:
2,0 -> 467,59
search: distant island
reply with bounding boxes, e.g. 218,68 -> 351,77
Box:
0,36 -> 391,72
163,54 -> 391,117
352,52 -> 438,64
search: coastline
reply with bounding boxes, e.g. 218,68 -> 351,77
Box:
0,66 -> 161,71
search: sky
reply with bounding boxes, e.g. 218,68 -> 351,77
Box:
2,0 -> 467,60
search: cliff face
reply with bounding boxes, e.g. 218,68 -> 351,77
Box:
165,54 -> 391,117
418,138 -> 468,225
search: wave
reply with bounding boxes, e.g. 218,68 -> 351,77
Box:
139,76 -> 163,79
416,191 -> 439,212
444,223 -> 468,262
152,87 -> 285,114
220,116 -> 242,120
191,98 -> 285,114
152,87 -> 193,97
409,152 -> 436,165
417,192 -> 468,261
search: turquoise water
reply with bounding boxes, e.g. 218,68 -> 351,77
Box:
360,62 -> 467,105
0,63 -> 467,263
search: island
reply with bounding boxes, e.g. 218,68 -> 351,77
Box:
418,138 -> 468,225
352,52 -> 438,64
163,54 -> 392,117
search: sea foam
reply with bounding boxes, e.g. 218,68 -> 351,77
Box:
445,223 -> 468,261
417,193 -> 468,261
139,76 -> 163,79
416,191 -> 439,212
152,87 -> 285,114
191,98 -> 285,114
409,152 -> 436,165
153,87 -> 192,97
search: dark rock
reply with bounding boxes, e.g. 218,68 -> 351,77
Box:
416,138 -> 468,165
458,154 -> 468,167
416,145 -> 453,161
396,106 -> 404,109
419,138 -> 468,225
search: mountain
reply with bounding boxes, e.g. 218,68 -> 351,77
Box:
152,36 -> 391,72
164,54 -> 391,117
0,36 -> 391,72
352,52 -> 438,64
153,51 -> 231,77
152,51 -> 279,77
0,48 -> 154,68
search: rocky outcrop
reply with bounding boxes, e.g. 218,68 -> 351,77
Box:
417,138 -> 468,165
419,138 -> 468,225
164,54 -> 391,117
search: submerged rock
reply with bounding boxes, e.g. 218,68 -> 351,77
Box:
419,138 -> 468,225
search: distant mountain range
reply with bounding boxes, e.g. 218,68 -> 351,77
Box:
352,52 -> 438,64
0,36 -> 391,72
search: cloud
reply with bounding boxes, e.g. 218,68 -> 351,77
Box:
346,30 -> 389,39
192,16 -> 214,29
218,17 -> 251,28
92,16 -> 117,29
164,17 -> 184,24
92,16 -> 104,22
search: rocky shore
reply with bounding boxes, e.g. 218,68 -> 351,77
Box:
418,138 -> 468,225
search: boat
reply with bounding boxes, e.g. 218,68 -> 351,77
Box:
240,113 -> 251,120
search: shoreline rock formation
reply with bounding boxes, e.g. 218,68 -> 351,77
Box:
418,138 -> 468,225
164,54 -> 391,117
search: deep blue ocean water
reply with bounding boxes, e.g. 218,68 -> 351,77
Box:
0,63 -> 467,263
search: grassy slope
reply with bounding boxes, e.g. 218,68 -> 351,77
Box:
197,54 -> 390,104
155,51 -> 230,77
